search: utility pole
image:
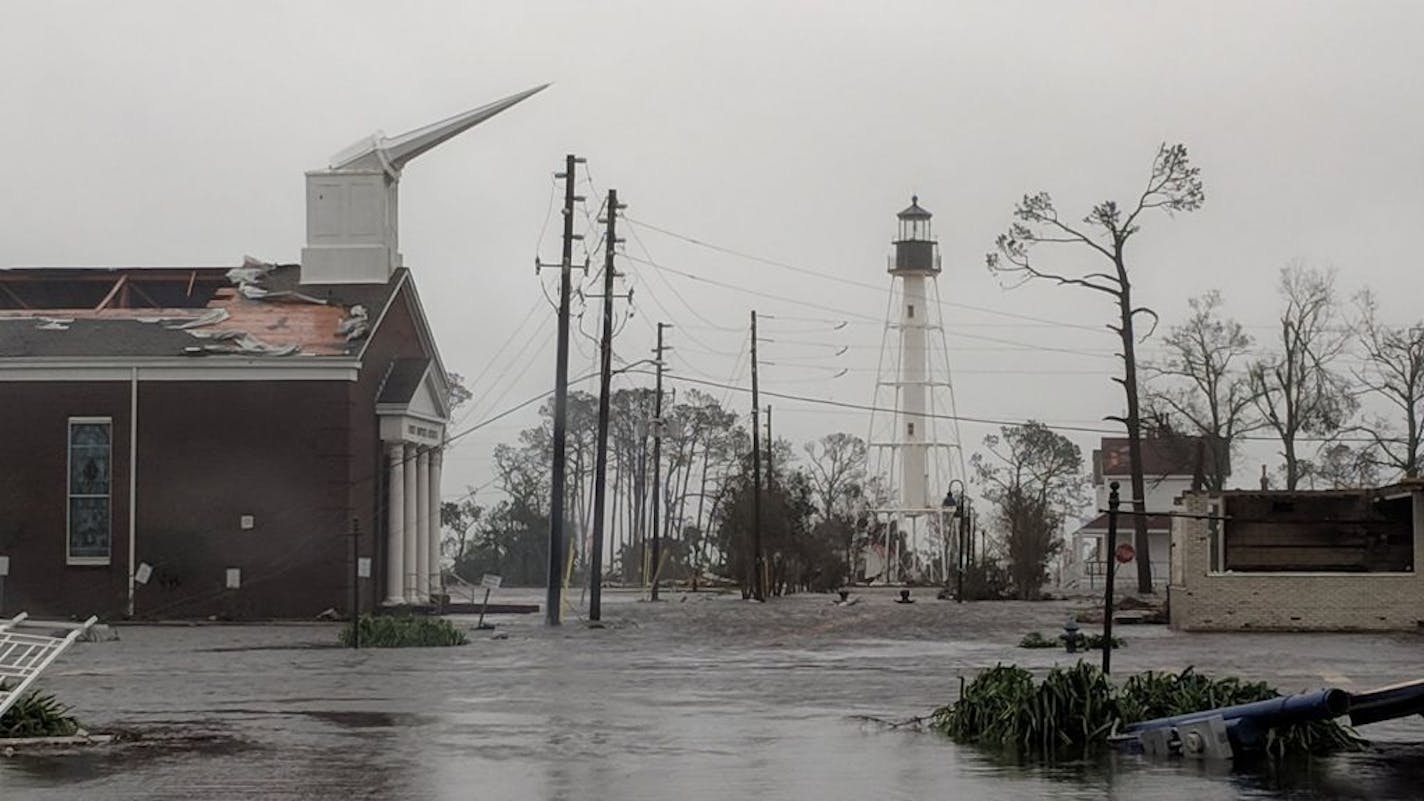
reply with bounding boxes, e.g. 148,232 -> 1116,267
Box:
588,188 -> 626,622
650,323 -> 670,601
765,405 -> 774,488
637,428 -> 649,584
541,153 -> 585,626
763,404 -> 775,598
749,310 -> 765,601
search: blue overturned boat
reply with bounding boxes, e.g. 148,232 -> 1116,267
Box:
1114,678 -> 1424,759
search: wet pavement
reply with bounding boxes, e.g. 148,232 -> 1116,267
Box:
2,587 -> 1422,800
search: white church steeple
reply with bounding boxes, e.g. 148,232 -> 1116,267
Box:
300,84 -> 549,285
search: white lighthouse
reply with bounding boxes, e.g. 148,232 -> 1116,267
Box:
867,197 -> 964,582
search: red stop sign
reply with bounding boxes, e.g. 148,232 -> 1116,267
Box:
1115,542 -> 1136,564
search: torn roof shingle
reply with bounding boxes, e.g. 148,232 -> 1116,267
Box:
0,263 -> 402,359
0,317 -> 200,358
378,358 -> 430,404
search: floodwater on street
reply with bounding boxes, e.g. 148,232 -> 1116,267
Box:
2,588 -> 1422,800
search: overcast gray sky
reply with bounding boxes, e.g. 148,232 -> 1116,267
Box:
6,1 -> 1424,506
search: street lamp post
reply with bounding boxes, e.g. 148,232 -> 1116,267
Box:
959,498 -> 973,603
943,480 -> 964,602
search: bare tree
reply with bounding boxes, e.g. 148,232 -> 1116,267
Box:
987,143 -> 1204,593
1351,289 -> 1424,479
803,433 -> 867,521
804,432 -> 868,581
1144,291 -> 1258,490
1249,264 -> 1355,490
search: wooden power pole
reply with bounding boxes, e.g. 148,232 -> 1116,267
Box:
650,323 -> 670,601
588,188 -> 625,622
750,310 -> 765,601
542,153 -> 584,626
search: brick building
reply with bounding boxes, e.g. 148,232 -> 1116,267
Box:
1170,482 -> 1424,631
0,86 -> 545,620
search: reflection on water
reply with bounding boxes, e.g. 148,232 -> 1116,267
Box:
1,590 -> 1420,800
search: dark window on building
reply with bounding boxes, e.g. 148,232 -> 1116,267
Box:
907,305 -> 915,319
1223,492 -> 1413,573
907,422 -> 915,437
68,418 -> 112,564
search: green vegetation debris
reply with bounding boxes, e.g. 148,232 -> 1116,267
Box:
1082,633 -> 1125,650
929,663 -> 1363,759
0,685 -> 81,739
1016,631 -> 1124,649
339,615 -> 469,648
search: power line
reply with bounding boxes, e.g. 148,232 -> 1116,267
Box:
616,369 -> 1406,444
622,263 -> 743,357
451,295 -> 545,428
626,216 -> 1103,332
763,363 -> 1111,375
462,310 -> 556,423
626,222 -> 742,333
621,252 -> 1119,360
533,176 -> 561,256
624,220 -> 1424,370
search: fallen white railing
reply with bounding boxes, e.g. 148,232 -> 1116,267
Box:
0,613 -> 98,718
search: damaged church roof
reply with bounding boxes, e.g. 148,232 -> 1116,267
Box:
0,258 -> 399,359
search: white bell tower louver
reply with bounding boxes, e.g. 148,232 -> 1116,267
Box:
300,84 -> 549,285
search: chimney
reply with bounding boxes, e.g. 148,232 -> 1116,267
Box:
300,84 -> 549,285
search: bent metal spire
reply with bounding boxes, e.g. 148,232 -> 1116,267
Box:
301,84 -> 550,285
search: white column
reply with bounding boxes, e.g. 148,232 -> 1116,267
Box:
403,443 -> 419,602
415,448 -> 431,603
428,448 -> 444,595
384,442 -> 406,605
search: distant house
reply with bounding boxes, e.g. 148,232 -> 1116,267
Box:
0,87 -> 545,619
1064,436 -> 1224,591
1170,482 -> 1423,631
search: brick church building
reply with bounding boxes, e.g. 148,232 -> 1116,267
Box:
0,86 -> 545,619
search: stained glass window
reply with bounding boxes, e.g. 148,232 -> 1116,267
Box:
68,420 -> 111,562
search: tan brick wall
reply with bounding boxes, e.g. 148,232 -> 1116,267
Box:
1169,491 -> 1424,631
